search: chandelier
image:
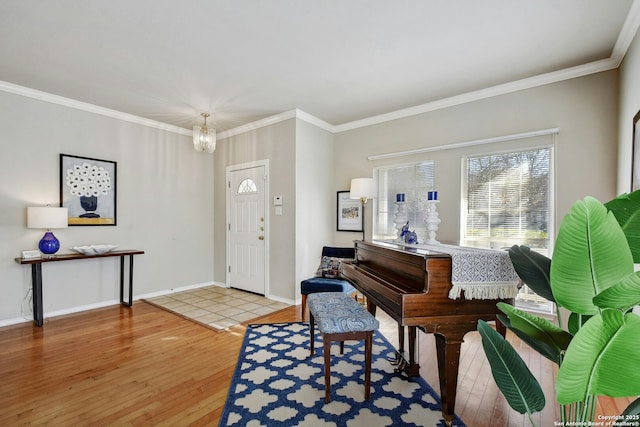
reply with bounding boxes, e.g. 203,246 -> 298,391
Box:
193,113 -> 216,153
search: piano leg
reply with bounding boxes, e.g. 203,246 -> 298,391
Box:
495,317 -> 507,337
434,328 -> 468,427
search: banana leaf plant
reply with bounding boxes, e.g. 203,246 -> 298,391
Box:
478,190 -> 640,426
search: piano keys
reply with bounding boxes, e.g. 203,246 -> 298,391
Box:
341,240 -> 518,426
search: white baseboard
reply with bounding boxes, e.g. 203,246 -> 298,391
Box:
0,299 -> 120,328
0,281 -> 298,328
136,281 -> 219,299
268,294 -> 296,306
0,281 -> 224,328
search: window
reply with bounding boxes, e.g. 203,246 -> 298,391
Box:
237,178 -> 257,194
373,161 -> 434,240
462,146 -> 554,313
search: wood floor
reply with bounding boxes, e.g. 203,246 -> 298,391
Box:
0,301 -> 632,426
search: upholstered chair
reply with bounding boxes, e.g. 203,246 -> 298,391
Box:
300,246 -> 356,319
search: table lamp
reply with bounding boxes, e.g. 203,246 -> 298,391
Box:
27,206 -> 68,257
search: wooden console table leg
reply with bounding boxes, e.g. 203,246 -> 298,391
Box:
128,255 -> 134,306
119,255 -> 135,307
31,263 -> 43,327
120,256 -> 125,305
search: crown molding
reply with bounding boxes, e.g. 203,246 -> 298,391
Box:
612,0 -> 640,66
293,109 -> 336,133
4,0 -> 639,140
0,53 -> 624,140
334,1 -> 640,132
221,54 -> 623,137
232,2 -> 639,135
217,110 -> 297,139
334,57 -> 619,133
0,80 -> 192,136
217,108 -> 336,139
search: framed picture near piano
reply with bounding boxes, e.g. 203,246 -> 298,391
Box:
337,191 -> 363,232
633,109 -> 640,191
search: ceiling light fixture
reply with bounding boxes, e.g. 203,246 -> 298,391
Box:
193,113 -> 216,153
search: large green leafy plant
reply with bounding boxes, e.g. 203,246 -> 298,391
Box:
478,191 -> 640,426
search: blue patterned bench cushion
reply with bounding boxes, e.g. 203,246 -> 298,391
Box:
307,292 -> 379,334
301,277 -> 355,295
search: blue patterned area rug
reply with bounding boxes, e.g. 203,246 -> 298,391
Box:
219,322 -> 467,427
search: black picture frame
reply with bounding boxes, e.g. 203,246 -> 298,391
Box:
60,154 -> 117,226
336,191 -> 363,232
633,110 -> 640,192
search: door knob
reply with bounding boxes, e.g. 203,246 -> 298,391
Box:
258,236 -> 264,240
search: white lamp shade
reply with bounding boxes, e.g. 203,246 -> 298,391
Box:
350,178 -> 376,200
27,207 -> 68,229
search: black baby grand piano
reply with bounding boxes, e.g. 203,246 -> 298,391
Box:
341,240 -> 516,426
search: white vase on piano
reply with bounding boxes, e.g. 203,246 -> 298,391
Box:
425,200 -> 441,244
393,201 -> 408,242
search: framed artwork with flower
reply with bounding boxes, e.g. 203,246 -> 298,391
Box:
59,154 -> 117,225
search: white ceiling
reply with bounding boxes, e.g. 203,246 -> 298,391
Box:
0,0 -> 638,134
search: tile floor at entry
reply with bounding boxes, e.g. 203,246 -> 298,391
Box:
144,285 -> 290,330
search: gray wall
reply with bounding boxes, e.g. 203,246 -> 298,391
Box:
0,91 -> 214,324
213,119 -> 297,301
295,119 -> 335,301
332,71 -> 619,246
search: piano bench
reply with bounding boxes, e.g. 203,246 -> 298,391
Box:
307,292 -> 379,403
301,278 -> 356,320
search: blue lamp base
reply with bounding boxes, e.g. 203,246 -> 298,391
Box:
39,231 -> 60,257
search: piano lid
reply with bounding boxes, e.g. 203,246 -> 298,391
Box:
369,240 -> 450,258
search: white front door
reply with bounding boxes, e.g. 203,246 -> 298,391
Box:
227,163 -> 267,295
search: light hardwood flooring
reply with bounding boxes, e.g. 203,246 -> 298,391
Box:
0,300 -> 633,426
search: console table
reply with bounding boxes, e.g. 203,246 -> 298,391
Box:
15,250 -> 144,327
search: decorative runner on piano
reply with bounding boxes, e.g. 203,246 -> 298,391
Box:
413,243 -> 520,300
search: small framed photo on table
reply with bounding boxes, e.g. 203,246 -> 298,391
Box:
337,191 -> 363,232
